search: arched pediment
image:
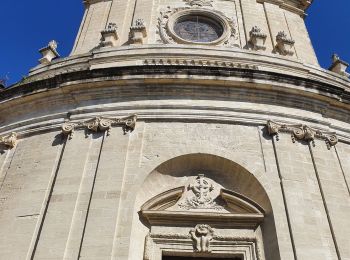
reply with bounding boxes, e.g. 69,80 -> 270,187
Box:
141,175 -> 264,228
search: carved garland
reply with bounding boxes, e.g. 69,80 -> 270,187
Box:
157,6 -> 239,47
61,114 -> 137,139
267,120 -> 338,149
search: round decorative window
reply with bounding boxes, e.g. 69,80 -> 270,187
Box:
173,15 -> 224,43
159,7 -> 238,46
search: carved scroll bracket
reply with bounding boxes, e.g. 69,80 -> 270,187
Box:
0,132 -> 18,149
61,114 -> 137,139
267,120 -> 338,149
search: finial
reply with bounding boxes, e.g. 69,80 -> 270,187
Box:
100,23 -> 119,47
329,53 -> 349,78
39,40 -> 60,65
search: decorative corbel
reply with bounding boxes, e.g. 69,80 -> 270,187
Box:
39,40 -> 60,65
100,23 -> 119,47
129,19 -> 147,44
329,54 -> 349,78
275,31 -> 295,56
61,114 -> 137,139
249,26 -> 267,51
0,132 -> 18,149
267,120 -> 338,149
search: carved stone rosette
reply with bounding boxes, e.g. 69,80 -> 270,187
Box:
267,120 -> 338,149
0,132 -> 18,149
61,114 -> 137,139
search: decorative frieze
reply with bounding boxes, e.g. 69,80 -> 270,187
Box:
61,114 -> 137,139
0,132 -> 18,149
267,120 -> 338,149
129,19 -> 147,44
249,26 -> 267,51
100,23 -> 119,47
275,31 -> 295,56
39,40 -> 60,65
190,224 -> 214,252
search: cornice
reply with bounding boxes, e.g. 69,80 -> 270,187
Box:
257,0 -> 313,16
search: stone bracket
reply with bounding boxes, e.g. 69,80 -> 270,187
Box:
61,114 -> 137,139
267,120 -> 338,149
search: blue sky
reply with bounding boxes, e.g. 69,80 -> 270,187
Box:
0,1 -> 349,85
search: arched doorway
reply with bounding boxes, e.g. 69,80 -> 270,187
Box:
130,154 -> 280,260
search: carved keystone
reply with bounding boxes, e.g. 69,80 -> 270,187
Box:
39,40 -> 59,64
190,224 -> 214,252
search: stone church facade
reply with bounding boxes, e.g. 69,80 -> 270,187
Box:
0,0 -> 349,259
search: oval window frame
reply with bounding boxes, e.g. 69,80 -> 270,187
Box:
166,9 -> 231,45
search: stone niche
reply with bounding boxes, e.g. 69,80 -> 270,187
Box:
132,154 -> 279,260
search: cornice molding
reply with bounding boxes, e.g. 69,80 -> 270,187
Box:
257,0 -> 312,16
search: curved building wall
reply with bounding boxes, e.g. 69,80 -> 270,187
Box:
0,0 -> 350,260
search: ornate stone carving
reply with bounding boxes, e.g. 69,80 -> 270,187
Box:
157,7 -> 239,47
329,54 -> 349,78
267,120 -> 338,149
100,23 -> 119,47
129,19 -> 147,44
249,26 -> 267,51
0,132 -> 18,149
190,224 -> 214,252
183,0 -> 213,7
61,114 -> 137,138
275,31 -> 295,56
179,174 -> 223,210
39,40 -> 60,65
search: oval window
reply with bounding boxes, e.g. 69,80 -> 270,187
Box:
173,15 -> 224,43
